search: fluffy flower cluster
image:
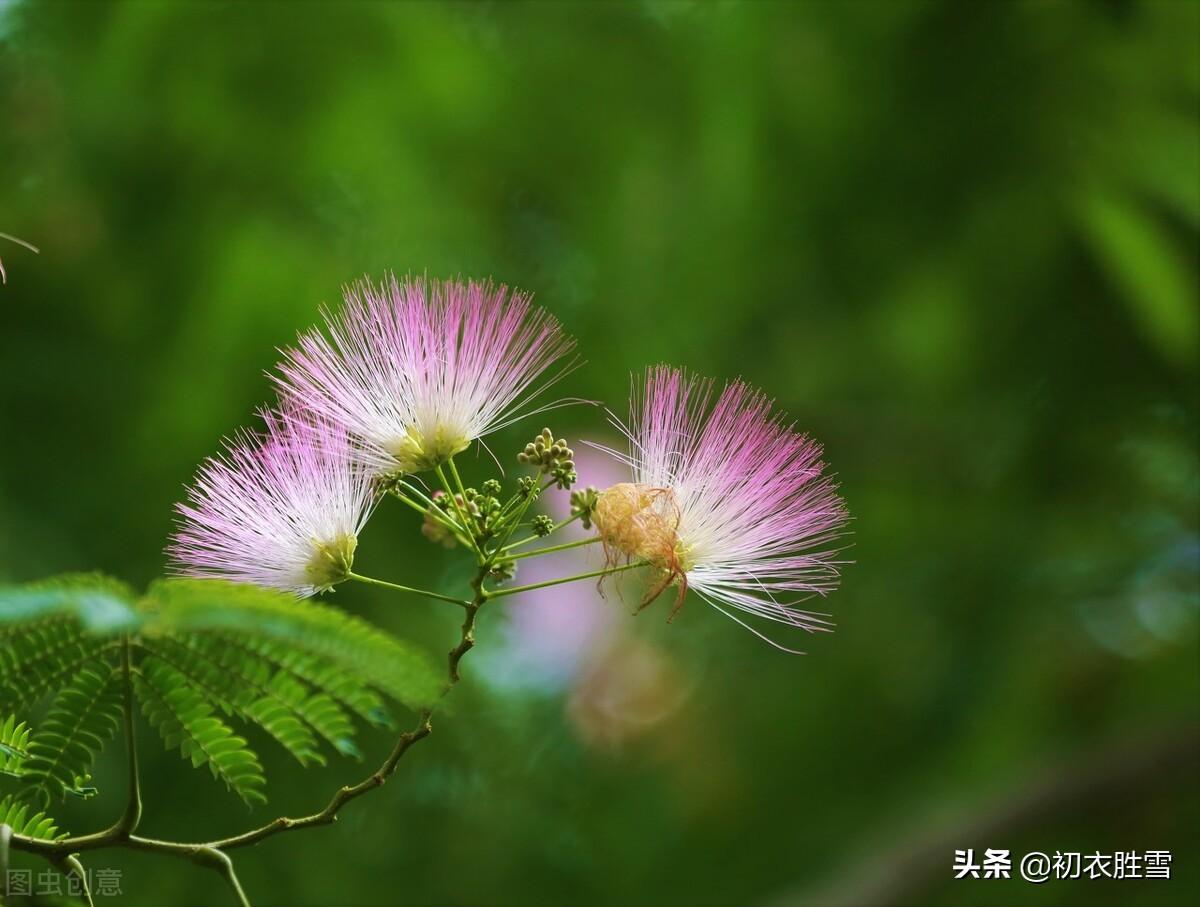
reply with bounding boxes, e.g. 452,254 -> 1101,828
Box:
169,275 -> 572,595
168,407 -> 373,595
168,272 -> 851,651
274,275 -> 576,476
592,366 -> 848,651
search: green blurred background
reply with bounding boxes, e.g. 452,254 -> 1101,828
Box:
2,1 -> 1197,905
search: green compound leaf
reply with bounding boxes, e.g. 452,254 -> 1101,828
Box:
166,632 -> 367,758
139,635 -> 326,767
0,793 -> 67,841
134,656 -> 267,807
0,619 -> 121,714
0,713 -> 31,771
143,579 -> 442,710
0,575 -> 437,810
202,632 -> 392,736
19,666 -> 124,806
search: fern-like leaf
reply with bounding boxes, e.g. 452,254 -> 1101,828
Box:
0,713 -> 31,771
209,633 -> 391,734
141,635 -> 326,767
190,634 -> 370,754
20,666 -> 123,806
144,579 -> 441,709
0,575 -> 436,809
0,619 -> 120,713
135,657 -> 267,806
0,793 -> 66,841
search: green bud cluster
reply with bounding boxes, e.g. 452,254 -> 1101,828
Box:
516,476 -> 540,499
531,515 -> 555,537
488,558 -> 518,582
517,427 -> 577,490
421,490 -> 477,548
449,486 -> 504,541
569,486 -> 600,530
432,489 -> 480,518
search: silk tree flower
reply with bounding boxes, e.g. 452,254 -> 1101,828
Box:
273,274 -> 576,476
168,406 -> 374,596
591,366 -> 849,652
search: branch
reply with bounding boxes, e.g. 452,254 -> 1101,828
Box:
121,837 -> 250,906
52,854 -> 94,907
0,232 -> 40,286
113,637 -> 142,836
6,557 -> 493,902
209,709 -> 433,851
193,846 -> 250,907
204,565 -> 488,851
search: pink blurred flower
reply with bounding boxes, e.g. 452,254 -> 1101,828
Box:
168,406 -> 374,596
273,275 -> 576,476
476,447 -> 623,692
592,366 -> 849,651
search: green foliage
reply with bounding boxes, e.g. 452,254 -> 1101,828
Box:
147,635 -> 326,767
0,713 -> 31,772
1078,191 -> 1199,368
19,666 -> 123,806
143,579 -> 443,709
176,634 -> 366,757
135,657 -> 267,807
0,574 -> 441,816
203,633 -> 392,736
0,618 -> 122,713
0,793 -> 65,842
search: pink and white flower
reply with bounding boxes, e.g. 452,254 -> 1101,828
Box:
168,406 -> 374,596
273,275 -> 576,476
592,366 -> 849,651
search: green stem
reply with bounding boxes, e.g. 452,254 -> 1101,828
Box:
388,488 -> 473,547
507,536 -> 600,561
446,458 -> 471,504
347,572 -> 470,608
489,482 -> 541,556
487,561 -> 647,599
107,636 -> 141,838
203,848 -> 251,907
389,488 -> 448,526
500,514 -> 585,553
435,463 -> 482,560
53,855 -> 94,907
0,232 -> 40,253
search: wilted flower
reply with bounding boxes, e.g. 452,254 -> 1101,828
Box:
592,366 -> 849,651
274,275 -> 576,476
168,406 -> 374,596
